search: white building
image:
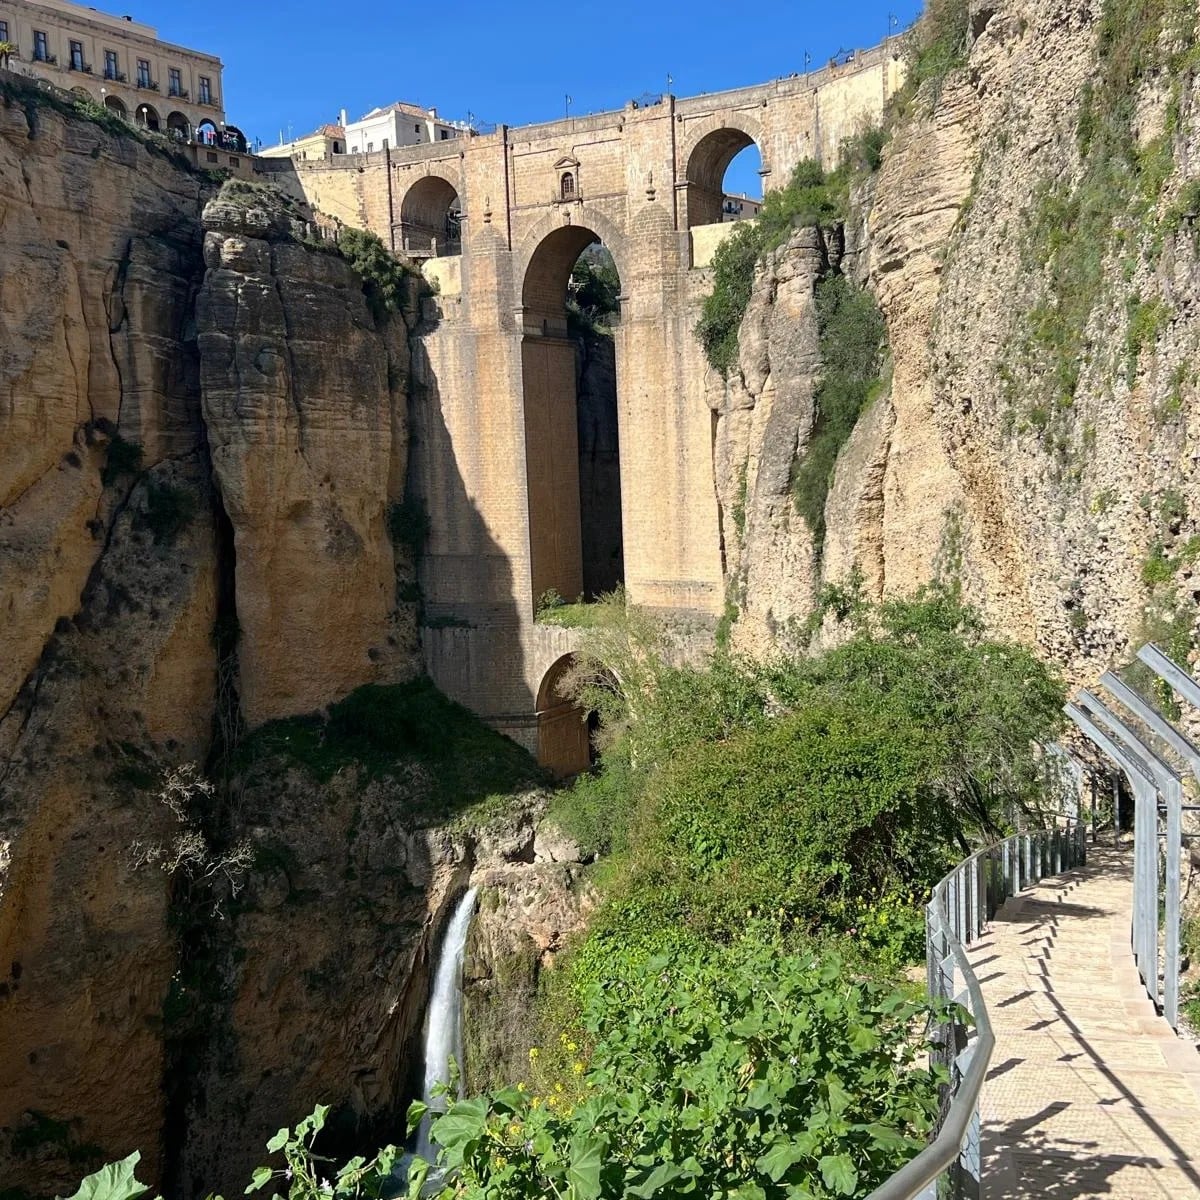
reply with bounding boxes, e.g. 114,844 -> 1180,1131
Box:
343,101 -> 465,154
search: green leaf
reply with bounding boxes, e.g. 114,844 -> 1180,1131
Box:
244,1168 -> 273,1195
627,1161 -> 688,1198
406,1158 -> 429,1200
567,1131 -> 605,1200
57,1154 -> 151,1200
405,1101 -> 429,1137
429,1097 -> 488,1149
265,1127 -> 290,1154
824,1074 -> 851,1116
818,1154 -> 858,1196
755,1142 -> 808,1183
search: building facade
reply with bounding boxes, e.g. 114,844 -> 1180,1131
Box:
260,123 -> 345,161
0,0 -> 224,138
344,102 -> 463,154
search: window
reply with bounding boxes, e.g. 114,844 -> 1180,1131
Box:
382,138 -> 388,150
70,41 -> 84,70
168,67 -> 181,96
0,21 -> 8,42
333,141 -> 342,153
440,129 -> 450,140
198,75 -> 211,104
137,58 -> 150,87
350,145 -> 359,153
414,124 -> 420,132
560,172 -> 575,199
104,49 -> 118,80
366,142 -> 374,152
33,30 -> 49,61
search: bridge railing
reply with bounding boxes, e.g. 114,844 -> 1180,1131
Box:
866,818 -> 1087,1200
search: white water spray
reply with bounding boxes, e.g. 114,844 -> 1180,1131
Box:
414,887 -> 478,1161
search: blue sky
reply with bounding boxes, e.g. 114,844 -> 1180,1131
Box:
146,0 -> 923,196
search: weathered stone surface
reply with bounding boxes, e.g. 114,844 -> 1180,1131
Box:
196,191 -> 417,727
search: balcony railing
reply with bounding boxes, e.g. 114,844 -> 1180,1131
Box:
137,78 -> 159,91
104,68 -> 127,82
199,94 -> 219,108
169,86 -> 188,99
34,51 -> 58,65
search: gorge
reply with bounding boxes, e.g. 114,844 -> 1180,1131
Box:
2,0 -> 1200,1194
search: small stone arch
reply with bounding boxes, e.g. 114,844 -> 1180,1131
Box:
103,94 -> 128,117
135,102 -> 160,131
535,654 -> 592,778
680,113 -> 768,229
196,118 -> 217,144
398,173 -> 463,256
166,111 -> 190,140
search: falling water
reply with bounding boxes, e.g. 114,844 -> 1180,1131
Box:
414,886 -> 478,1161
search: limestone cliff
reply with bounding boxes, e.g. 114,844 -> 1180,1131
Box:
0,87 -> 426,1196
713,0 -> 1200,684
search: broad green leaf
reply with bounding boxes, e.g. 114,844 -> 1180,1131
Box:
627,1161 -> 688,1198
406,1158 -> 429,1200
265,1127 -> 290,1154
57,1154 -> 151,1200
430,1097 -> 488,1149
405,1100 -> 429,1136
824,1074 -> 851,1116
567,1131 -> 605,1200
818,1154 -> 858,1196
755,1142 -> 808,1183
245,1167 -> 273,1195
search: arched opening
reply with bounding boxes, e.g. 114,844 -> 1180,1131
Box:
536,655 -> 598,778
560,172 -> 575,200
166,111 -> 190,141
685,127 -> 763,228
223,124 -> 247,152
522,226 -> 625,610
400,175 -> 462,257
103,95 -> 127,117
197,118 -> 217,144
135,103 -> 160,131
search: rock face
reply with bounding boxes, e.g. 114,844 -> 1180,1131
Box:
714,0 -> 1200,684
0,93 -> 423,1196
197,195 -> 418,725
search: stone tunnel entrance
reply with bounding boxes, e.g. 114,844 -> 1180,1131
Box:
521,226 -> 625,611
536,653 -> 600,778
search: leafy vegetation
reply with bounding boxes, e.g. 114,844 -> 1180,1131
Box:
791,276 -> 887,553
101,434 -> 143,487
898,0 -> 970,104
696,159 -> 850,375
568,248 -> 621,333
136,479 -> 197,547
231,678 -> 542,818
336,227 -> 421,321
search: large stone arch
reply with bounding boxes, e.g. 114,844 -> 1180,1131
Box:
515,209 -> 631,332
398,171 -> 464,256
134,102 -> 160,132
518,218 -> 627,610
680,112 -> 768,228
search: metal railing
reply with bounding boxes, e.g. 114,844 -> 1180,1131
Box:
867,819 -> 1088,1200
1066,642 -> 1198,1031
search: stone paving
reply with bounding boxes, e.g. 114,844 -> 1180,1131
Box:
966,846 -> 1200,1199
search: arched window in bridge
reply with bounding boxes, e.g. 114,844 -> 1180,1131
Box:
561,172 -> 575,200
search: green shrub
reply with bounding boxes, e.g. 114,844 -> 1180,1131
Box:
791,275 -> 887,553
137,480 -> 196,546
387,496 -> 430,552
902,0 -> 971,101
414,940 -> 950,1200
101,434 -> 143,487
337,227 -> 418,320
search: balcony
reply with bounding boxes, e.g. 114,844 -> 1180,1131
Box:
33,51 -> 58,66
137,79 -> 159,91
199,94 -> 219,108
104,68 -> 127,83
69,61 -> 93,74
169,87 -> 189,99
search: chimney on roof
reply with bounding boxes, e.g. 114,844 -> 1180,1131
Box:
340,108 -> 348,127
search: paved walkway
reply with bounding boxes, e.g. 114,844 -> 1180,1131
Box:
967,846 -> 1200,1198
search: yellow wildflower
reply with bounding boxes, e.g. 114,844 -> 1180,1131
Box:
566,1040 -> 577,1053
572,1061 -> 585,1075
528,1047 -> 540,1061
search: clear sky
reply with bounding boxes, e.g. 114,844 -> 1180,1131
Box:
143,0 -> 923,197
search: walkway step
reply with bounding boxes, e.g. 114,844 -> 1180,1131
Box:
969,846 -> 1200,1199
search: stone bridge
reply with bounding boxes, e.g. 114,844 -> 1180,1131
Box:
268,45 -> 905,773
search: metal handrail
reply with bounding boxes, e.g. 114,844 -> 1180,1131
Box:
867,818 -> 1087,1200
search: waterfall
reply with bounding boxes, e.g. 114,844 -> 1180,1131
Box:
414,886 -> 478,1161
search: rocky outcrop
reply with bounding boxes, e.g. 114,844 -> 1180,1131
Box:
715,0 -> 1200,684
197,194 -> 419,726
